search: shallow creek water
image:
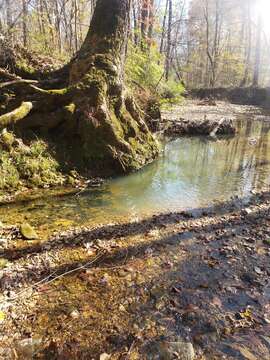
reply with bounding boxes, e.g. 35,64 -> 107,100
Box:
0,117 -> 270,237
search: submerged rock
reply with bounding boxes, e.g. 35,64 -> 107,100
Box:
20,223 -> 38,240
145,338 -> 195,360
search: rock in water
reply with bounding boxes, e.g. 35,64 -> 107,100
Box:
146,338 -> 195,360
20,223 -> 38,240
167,340 -> 195,360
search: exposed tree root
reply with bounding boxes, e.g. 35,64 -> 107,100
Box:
0,102 -> 33,128
0,79 -> 38,89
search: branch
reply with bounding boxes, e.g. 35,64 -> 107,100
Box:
0,68 -> 66,95
0,79 -> 38,89
0,102 -> 33,128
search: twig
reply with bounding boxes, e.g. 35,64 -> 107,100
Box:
43,251 -> 105,287
0,251 -> 105,307
0,270 -> 58,308
125,340 -> 136,360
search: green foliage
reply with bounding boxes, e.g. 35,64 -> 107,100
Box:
126,42 -> 185,105
126,42 -> 164,89
159,79 -> 185,105
0,153 -> 20,189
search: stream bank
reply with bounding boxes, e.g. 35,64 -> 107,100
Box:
0,190 -> 270,359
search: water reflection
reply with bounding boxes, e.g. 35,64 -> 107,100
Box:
1,119 -> 270,231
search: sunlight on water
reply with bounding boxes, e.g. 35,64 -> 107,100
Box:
1,118 -> 270,232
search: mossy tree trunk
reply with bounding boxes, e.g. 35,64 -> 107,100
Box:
0,0 -> 159,175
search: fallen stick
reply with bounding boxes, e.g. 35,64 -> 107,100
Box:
210,117 -> 225,137
0,79 -> 38,88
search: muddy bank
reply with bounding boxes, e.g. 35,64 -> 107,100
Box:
156,100 -> 261,138
164,117 -> 236,137
190,87 -> 270,107
0,190 -> 270,359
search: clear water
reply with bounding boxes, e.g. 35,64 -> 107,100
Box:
1,118 -> 270,234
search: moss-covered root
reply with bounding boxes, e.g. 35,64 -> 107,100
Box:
0,102 -> 33,129
73,74 -> 160,174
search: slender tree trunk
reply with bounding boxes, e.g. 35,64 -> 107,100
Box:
132,1 -> 139,45
5,0 -> 12,41
141,0 -> 149,48
22,0 -> 28,47
54,0 -> 62,54
253,13 -> 262,87
147,0 -> 154,45
165,0 -> 172,81
160,0 -> 168,54
240,0 -> 252,87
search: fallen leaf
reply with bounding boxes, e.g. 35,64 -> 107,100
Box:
232,345 -> 257,360
0,311 -> 5,322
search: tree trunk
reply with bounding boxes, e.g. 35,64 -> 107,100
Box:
141,0 -> 150,47
5,0 -> 13,41
22,0 -> 28,47
165,0 -> 172,81
240,0 -> 252,87
160,0 -> 168,54
253,13 -> 262,87
1,0 -> 159,175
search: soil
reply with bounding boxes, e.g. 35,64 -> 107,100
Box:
154,100 -> 263,137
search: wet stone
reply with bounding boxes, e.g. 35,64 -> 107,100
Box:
145,338 -> 195,360
20,223 -> 38,240
15,338 -> 42,360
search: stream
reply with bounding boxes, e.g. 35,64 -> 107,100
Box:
0,115 -> 270,237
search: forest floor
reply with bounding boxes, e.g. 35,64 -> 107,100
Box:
0,100 -> 270,359
0,190 -> 270,359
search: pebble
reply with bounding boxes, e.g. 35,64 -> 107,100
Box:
15,338 -> 42,359
70,310 -> 80,319
20,223 -> 38,240
100,353 -> 110,360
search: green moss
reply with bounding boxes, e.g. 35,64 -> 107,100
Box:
0,132 -> 65,190
16,58 -> 35,74
65,103 -> 76,114
1,131 -> 15,149
47,88 -> 68,95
